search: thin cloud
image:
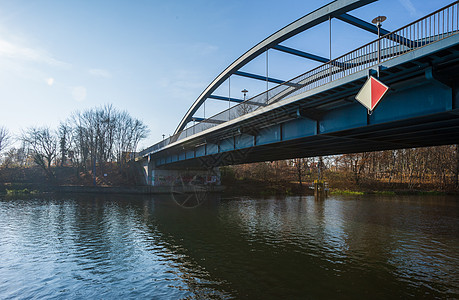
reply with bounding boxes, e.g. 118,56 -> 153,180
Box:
89,68 -> 112,78
399,0 -> 420,17
0,38 -> 69,67
46,77 -> 54,86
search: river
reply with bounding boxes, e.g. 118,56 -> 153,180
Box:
0,193 -> 458,299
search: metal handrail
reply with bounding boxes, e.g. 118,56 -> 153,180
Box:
138,1 -> 458,158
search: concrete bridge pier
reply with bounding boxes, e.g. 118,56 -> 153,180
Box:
140,155 -> 221,188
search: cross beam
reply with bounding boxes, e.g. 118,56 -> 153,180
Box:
273,44 -> 351,69
208,94 -> 244,103
208,95 -> 267,106
175,0 -> 377,135
234,71 -> 300,87
191,117 -> 225,124
337,13 -> 390,35
272,45 -> 329,63
337,13 -> 414,47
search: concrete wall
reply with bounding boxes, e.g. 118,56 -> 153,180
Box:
151,168 -> 221,187
140,157 -> 221,187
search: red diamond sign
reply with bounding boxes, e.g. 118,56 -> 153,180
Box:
355,76 -> 389,112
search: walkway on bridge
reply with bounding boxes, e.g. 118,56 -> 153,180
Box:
138,0 -> 459,173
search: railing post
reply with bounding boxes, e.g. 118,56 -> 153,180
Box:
329,15 -> 332,82
377,23 -> 381,64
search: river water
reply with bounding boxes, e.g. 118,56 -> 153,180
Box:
0,193 -> 458,299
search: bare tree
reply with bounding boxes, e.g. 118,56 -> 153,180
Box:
58,122 -> 73,167
21,126 -> 58,174
67,105 -> 149,168
0,126 -> 12,156
236,102 -> 255,117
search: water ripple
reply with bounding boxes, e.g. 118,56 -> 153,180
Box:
0,195 -> 458,298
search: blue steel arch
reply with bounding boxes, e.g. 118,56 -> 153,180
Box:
174,0 -> 379,135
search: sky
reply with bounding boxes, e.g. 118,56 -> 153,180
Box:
0,0 -> 453,150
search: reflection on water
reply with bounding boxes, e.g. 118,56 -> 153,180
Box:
0,194 -> 458,299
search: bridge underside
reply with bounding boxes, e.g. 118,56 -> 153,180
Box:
157,109 -> 459,170
151,37 -> 459,170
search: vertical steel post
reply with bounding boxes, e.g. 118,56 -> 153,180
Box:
329,16 -> 332,82
377,22 -> 381,64
228,77 -> 231,120
266,49 -> 269,103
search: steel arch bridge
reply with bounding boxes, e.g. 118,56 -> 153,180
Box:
138,0 -> 459,186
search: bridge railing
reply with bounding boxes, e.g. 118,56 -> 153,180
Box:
138,1 -> 458,158
270,1 -> 459,102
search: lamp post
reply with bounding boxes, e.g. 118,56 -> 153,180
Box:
241,89 -> 248,101
372,16 -> 387,64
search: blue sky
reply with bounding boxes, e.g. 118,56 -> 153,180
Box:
0,0 -> 452,149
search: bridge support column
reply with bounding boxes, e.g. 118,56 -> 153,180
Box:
149,167 -> 221,187
147,155 -> 154,185
139,155 -> 155,185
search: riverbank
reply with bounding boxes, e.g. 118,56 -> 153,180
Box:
329,189 -> 454,196
1,165 -> 458,197
221,177 -> 459,197
0,183 -> 225,196
2,181 -> 456,198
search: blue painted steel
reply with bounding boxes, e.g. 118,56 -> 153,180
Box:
235,134 -> 255,149
234,71 -> 287,85
272,45 -> 330,63
207,143 -> 218,155
179,152 -> 186,161
220,137 -> 234,152
208,94 -> 244,103
336,13 -> 390,36
256,125 -> 281,145
370,83 -> 452,124
141,2 -> 459,171
320,104 -> 367,134
282,118 -> 317,140
196,145 -> 206,157
207,94 -> 267,106
145,31 -> 459,167
191,117 -> 225,124
174,0 -> 376,134
151,78 -> 458,167
336,13 -> 413,47
186,150 -> 195,159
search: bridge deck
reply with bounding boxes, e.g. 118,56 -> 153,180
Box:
142,32 -> 459,168
139,2 -> 459,169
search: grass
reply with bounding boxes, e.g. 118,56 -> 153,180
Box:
6,188 -> 39,195
330,189 -> 364,195
331,189 -> 447,196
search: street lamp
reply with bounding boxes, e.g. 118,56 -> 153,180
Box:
372,16 -> 387,64
241,89 -> 248,101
